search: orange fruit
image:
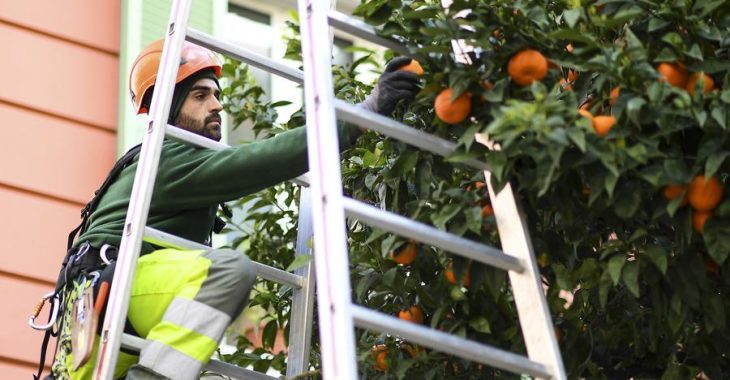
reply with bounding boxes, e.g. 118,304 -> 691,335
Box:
398,305 -> 425,324
507,49 -> 549,86
688,175 -> 724,211
704,257 -> 720,274
686,72 -> 714,95
592,115 -> 616,137
609,86 -> 620,106
560,70 -> 576,91
481,204 -> 494,217
445,262 -> 471,288
657,62 -> 688,88
466,181 -> 486,192
399,59 -> 424,75
390,240 -> 417,265
579,97 -> 593,110
435,88 -> 472,124
578,109 -> 593,120
663,184 -> 688,206
371,345 -> 389,371
693,210 -> 713,233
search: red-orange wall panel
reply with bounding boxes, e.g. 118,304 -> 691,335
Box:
0,186 -> 82,283
0,23 -> 118,130
0,0 -> 120,53
0,102 -> 116,204
0,361 -> 40,379
0,276 -> 58,366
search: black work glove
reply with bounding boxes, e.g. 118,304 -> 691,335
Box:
358,56 -> 421,116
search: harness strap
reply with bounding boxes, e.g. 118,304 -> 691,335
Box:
33,305 -> 56,380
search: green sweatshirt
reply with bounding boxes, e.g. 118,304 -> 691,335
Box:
78,123 -> 359,253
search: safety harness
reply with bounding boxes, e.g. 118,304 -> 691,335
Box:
31,142 -> 230,379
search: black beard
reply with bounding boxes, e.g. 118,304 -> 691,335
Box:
175,113 -> 221,141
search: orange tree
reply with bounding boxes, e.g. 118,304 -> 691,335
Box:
218,1 -> 730,378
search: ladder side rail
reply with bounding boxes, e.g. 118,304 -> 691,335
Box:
93,1 -> 193,378
297,0 -> 358,378
351,305 -> 552,378
334,100 -> 489,171
477,137 -> 566,379
285,188 -> 316,377
342,197 -> 523,272
326,10 -> 410,55
143,227 -> 304,288
186,28 -> 304,85
120,334 -> 279,380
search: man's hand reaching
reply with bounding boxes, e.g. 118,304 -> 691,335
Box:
358,56 -> 421,116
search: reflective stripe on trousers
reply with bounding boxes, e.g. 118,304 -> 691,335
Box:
68,248 -> 256,379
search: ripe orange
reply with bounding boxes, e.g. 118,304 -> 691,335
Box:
657,62 -> 688,88
560,70 -> 576,91
663,184 -> 688,206
466,181 -> 486,192
507,49 -> 548,86
371,345 -> 389,371
398,305 -> 425,324
687,175 -> 724,211
578,109 -> 593,120
399,59 -> 424,75
390,240 -> 417,265
445,261 -> 471,288
609,86 -> 620,106
686,72 -> 714,95
481,204 -> 494,217
693,210 -> 713,233
592,115 -> 616,137
435,88 -> 472,124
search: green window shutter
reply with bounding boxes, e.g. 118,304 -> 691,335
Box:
117,0 -> 216,155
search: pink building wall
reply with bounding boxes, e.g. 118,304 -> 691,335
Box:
0,1 -> 120,376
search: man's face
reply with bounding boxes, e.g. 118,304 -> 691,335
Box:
174,78 -> 223,141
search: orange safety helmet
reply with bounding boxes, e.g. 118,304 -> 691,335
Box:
129,39 -> 222,114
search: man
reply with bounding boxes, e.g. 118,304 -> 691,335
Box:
49,39 -> 419,379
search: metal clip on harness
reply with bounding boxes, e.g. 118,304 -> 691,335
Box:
29,292 -> 60,331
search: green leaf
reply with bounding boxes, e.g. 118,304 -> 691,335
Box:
286,254 -> 312,272
465,206 -> 482,234
567,127 -> 586,152
599,271 -> 612,308
626,97 -> 646,125
648,17 -> 671,32
562,9 -> 582,28
703,218 -> 730,264
386,150 -> 419,178
644,244 -> 668,275
614,183 -> 642,219
262,319 -> 278,350
382,267 -> 398,287
702,293 -> 726,332
711,106 -> 727,129
431,204 -> 462,230
705,152 -> 728,178
685,44 -> 704,61
608,255 -> 626,285
469,317 -> 492,334
622,261 -> 640,298
486,151 -> 508,184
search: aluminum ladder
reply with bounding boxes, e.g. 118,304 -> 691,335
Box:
94,0 -> 567,379
299,0 -> 567,379
92,1 -> 316,379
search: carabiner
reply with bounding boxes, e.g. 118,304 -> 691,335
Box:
28,292 -> 60,331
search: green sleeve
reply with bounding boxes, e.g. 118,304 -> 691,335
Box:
152,122 -> 360,209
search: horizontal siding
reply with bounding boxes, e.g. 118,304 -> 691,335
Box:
0,275 -> 57,365
0,22 -> 118,130
0,186 -> 82,283
0,0 -> 119,54
0,102 -> 116,205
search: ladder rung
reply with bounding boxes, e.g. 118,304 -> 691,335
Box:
350,305 -> 553,379
121,333 -> 279,380
342,197 -> 523,273
144,227 -> 305,288
186,28 -> 304,85
334,100 -> 489,171
164,124 -> 311,186
166,124 -> 230,150
327,10 -> 409,55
